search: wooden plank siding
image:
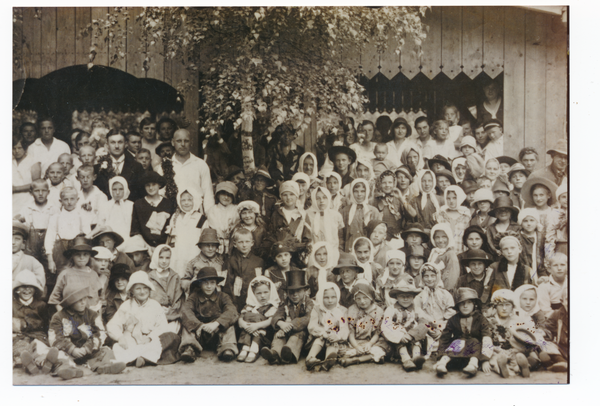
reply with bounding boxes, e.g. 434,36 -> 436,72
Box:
90,7 -> 109,67
461,6 -> 483,79
545,14 -> 568,152
56,8 -> 76,71
75,8 -> 91,66
440,7 -> 462,79
420,6 -> 442,80
482,6 -> 504,78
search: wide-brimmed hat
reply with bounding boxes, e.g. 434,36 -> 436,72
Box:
507,163 -> 530,179
126,271 -> 156,293
332,252 -> 364,275
225,166 -> 244,181
547,139 -> 567,156
13,220 -> 29,239
191,267 -> 225,289
521,176 -> 558,207
351,281 -> 376,302
109,264 -> 131,289
459,249 -> 494,267
401,223 -> 430,243
252,166 -> 274,186
471,188 -> 494,208
328,145 -> 357,164
91,228 -> 124,247
460,136 -> 478,150
215,181 -> 238,198
155,142 -> 173,155
394,165 -> 413,182
491,178 -> 511,194
454,287 -> 481,308
460,179 -> 479,195
284,269 -> 309,290
462,225 -> 487,246
60,286 -> 90,308
140,171 -> 166,187
496,156 -> 518,167
391,117 -> 412,138
389,274 -> 421,297
63,236 -> 96,258
512,328 -> 539,347
435,169 -> 456,185
121,235 -> 150,254
488,196 -> 520,220
197,228 -> 220,246
12,270 -> 43,292
428,155 -> 452,172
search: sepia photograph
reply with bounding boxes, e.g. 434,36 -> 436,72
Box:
11,5 -> 569,385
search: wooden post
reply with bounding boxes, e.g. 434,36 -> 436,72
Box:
240,84 -> 256,174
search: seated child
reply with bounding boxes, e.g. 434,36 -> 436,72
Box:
305,282 -> 349,371
13,221 -> 45,292
434,287 -> 493,377
340,178 -> 379,252
45,162 -> 68,208
456,249 -> 494,298
97,177 -> 134,249
131,171 -> 174,247
179,267 -> 239,363
122,235 -> 151,273
48,286 -> 125,380
375,250 -> 407,308
237,276 -> 280,363
380,275 -> 428,371
204,181 -> 239,254
230,200 -> 267,256
261,270 -> 314,365
340,282 -> 387,367
306,186 -> 344,249
168,189 -> 204,277
103,264 -> 130,325
371,143 -> 395,179
182,228 -> 226,294
428,223 -> 461,294
108,271 -> 182,368
270,181 -> 311,243
333,253 -> 364,308
352,236 -> 384,285
147,245 -> 185,334
76,165 -> 107,230
414,263 -> 457,357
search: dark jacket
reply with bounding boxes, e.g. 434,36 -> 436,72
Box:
271,296 -> 314,333
49,307 -> 102,357
181,289 -> 238,333
438,310 -> 492,354
481,258 -> 532,304
103,290 -> 125,325
95,152 -> 146,202
337,279 -> 355,309
130,197 -> 174,247
224,249 -> 265,311
13,297 -> 49,340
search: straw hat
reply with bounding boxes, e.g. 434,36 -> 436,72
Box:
521,176 -> 558,207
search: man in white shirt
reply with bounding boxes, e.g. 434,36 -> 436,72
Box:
27,118 -> 71,174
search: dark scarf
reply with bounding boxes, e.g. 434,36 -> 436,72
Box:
497,257 -> 528,290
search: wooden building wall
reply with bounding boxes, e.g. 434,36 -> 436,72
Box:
13,7 -> 567,167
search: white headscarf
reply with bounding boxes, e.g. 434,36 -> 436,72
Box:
355,158 -> 375,182
352,236 -> 375,283
149,244 -> 173,271
451,157 -> 467,183
514,284 -> 541,317
419,262 -> 453,315
308,186 -> 339,246
418,170 -> 441,213
309,241 -> 340,289
316,281 -> 342,310
377,249 -> 407,288
518,207 -> 540,225
104,176 -> 133,245
348,178 -> 373,227
245,275 -> 280,316
429,223 -> 456,264
298,152 -> 319,181
109,176 -> 130,202
441,185 -> 470,216
325,171 -> 344,210
177,188 -> 202,214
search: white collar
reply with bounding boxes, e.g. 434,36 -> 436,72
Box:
112,154 -> 126,163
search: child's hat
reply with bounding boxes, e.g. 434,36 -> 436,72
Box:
59,286 -> 90,308
283,269 -> 308,290
521,176 -> 558,207
483,119 -> 502,130
490,289 -> 515,306
197,228 -> 220,246
351,280 -> 375,302
237,200 -> 260,215
92,246 -> 113,260
401,223 -> 430,243
155,142 -> 173,155
547,139 -> 567,157
427,155 -> 452,172
460,179 -> 479,195
126,271 -> 156,293
394,165 -> 413,182
279,180 -> 300,198
190,267 -> 225,289
555,183 -> 567,201
470,188 -> 494,208
407,244 -> 426,260
507,163 -> 530,179
454,287 -> 481,308
491,178 -> 511,194
270,232 -> 303,257
13,220 -> 29,239
385,250 -> 406,265
215,181 -> 238,198
366,219 -> 389,241
389,274 -> 421,297
461,225 -> 487,246
332,252 -> 364,275
328,145 -> 357,164
109,264 -> 131,290
225,166 -> 244,181
435,169 -> 456,185
488,196 -> 519,221
121,235 -> 150,254
12,270 -> 43,293
253,166 -> 274,185
460,136 -> 477,150
64,236 -> 96,258
91,228 -> 125,247
292,172 -> 311,184
518,208 -> 540,225
496,156 -> 518,167
140,171 -> 167,188
459,249 -> 494,267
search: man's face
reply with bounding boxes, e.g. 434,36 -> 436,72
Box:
552,153 -> 568,172
39,121 -> 54,142
107,134 -> 126,158
172,131 -> 191,156
128,135 -> 142,154
158,122 -> 175,141
521,153 -> 538,172
415,121 -> 430,140
21,125 -> 37,143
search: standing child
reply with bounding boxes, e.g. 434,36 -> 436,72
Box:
469,188 -> 496,231
325,172 -> 345,211
405,245 -> 427,288
435,185 -> 471,253
458,225 -> 495,275
126,131 -> 142,158
168,189 -> 204,276
182,228 -> 226,294
451,157 -> 467,184
507,163 -> 530,209
370,170 -> 412,238
443,105 -> 464,144
486,196 -> 521,257
204,181 -> 239,254
239,167 -> 277,221
521,176 -> 558,247
75,165 -> 107,230
340,178 -> 379,252
97,177 -> 134,247
517,209 -> 545,279
136,149 -> 154,173
130,172 -> 174,247
424,120 -> 457,160
367,220 -> 392,269
45,162 -> 69,208
122,235 -> 151,273
305,282 -> 349,371
148,245 -> 185,334
352,237 -> 384,286
270,181 -> 311,243
230,200 -> 267,255
298,152 -> 320,184
306,186 -> 344,249
292,172 -> 312,211
409,170 -> 443,234
428,223 -> 461,294
456,249 -> 494,298
306,241 -> 340,298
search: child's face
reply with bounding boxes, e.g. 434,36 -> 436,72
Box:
494,191 -> 510,199
72,252 -> 91,268
474,127 -> 487,144
466,191 -> 476,204
71,297 -> 88,313
446,191 -> 458,209
326,177 -> 340,195
159,146 -> 174,159
487,127 -> 503,142
253,176 -> 267,192
466,232 -> 483,250
455,164 -> 466,179
280,191 -> 297,209
356,164 -> 370,179
461,145 -> 476,157
521,216 -> 538,233
201,279 -> 217,296
459,299 -> 475,316
253,283 -> 271,306
47,164 -> 65,186
77,170 -> 96,190
433,231 -> 449,248
434,123 -> 449,140
352,183 -> 366,204
322,288 -> 338,310
519,289 -> 537,313
158,248 -> 171,270
422,270 -> 437,288
180,192 -> 194,212
495,207 -> 512,222
131,251 -> 148,266
60,191 -> 79,211
500,240 -> 521,263
499,163 -> 511,174
407,150 -> 420,169
495,302 -> 513,319
477,201 -> 491,212
218,192 -> 233,207
380,175 -> 395,194
550,257 -> 567,282
374,146 -> 387,161
437,176 -> 451,191
141,124 -> 156,140
96,258 -> 110,270
396,172 -> 411,191
510,172 -> 527,189
395,293 -> 415,308
13,234 -> 25,254
314,247 -> 328,267
240,209 -> 257,226
444,108 -> 459,125
199,243 -> 219,258
480,179 -> 492,189
315,189 -> 328,212
485,161 -> 500,179
421,173 -> 434,193
287,288 -> 307,304
275,252 -> 291,268
145,182 -> 160,197
334,154 -> 350,172
405,233 -> 423,246
58,156 -> 74,175
469,260 -> 486,277
302,156 -> 315,175
355,244 -> 371,263
128,135 -> 142,154
111,181 -> 125,201
354,292 -> 372,310
136,152 -> 152,170
462,122 -> 473,137
532,186 -> 550,208
296,180 -> 308,196
521,154 -> 538,172
234,234 -> 254,255
409,256 -> 424,271
114,277 -> 128,292
369,224 -> 387,246
339,268 -> 358,285
558,193 -> 567,209
79,147 -> 96,165
387,259 -> 404,277
13,142 -> 26,160
132,284 -> 151,302
98,236 -> 116,251
431,163 -> 445,173
16,286 -> 35,302
77,135 -> 91,150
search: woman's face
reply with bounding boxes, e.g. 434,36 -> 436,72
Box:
520,289 -> 537,313
13,142 -> 26,160
158,248 -> 171,270
396,173 -> 411,191
433,231 -> 449,248
407,150 -> 419,170
302,156 -> 314,175
421,173 -> 434,193
394,124 -> 407,139
356,164 -> 370,179
322,288 -> 338,310
446,191 -> 458,209
253,284 -> 271,306
485,161 -> 500,179
132,284 -> 151,302
466,232 -> 483,250
483,83 -> 500,101
532,186 -> 550,208
314,246 -> 328,267
315,189 -> 328,212
240,209 -> 257,226
387,259 -> 404,276
141,124 -> 156,141
111,182 -> 125,201
353,183 -> 366,204
369,224 -> 387,246
380,175 -> 395,194
180,192 -> 194,212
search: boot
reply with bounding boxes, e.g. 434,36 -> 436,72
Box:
527,352 -> 541,370
96,362 -> 126,375
463,357 -> 479,377
180,346 -> 197,363
497,354 -> 510,378
21,351 -> 40,375
41,348 -> 59,374
516,353 -> 530,377
260,348 -> 280,365
57,366 -> 83,380
412,346 -> 426,370
281,346 -> 297,364
399,346 -> 416,372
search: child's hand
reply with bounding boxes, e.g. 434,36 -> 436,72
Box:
482,361 -> 492,374
399,335 -> 410,344
233,277 -> 243,297
202,321 -> 220,335
245,324 -> 258,335
278,321 -> 293,333
71,347 -> 87,359
48,258 -> 57,274
275,330 -> 286,339
430,329 -> 442,340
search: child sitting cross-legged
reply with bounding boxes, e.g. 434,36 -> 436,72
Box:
236,276 -> 280,363
305,282 -> 349,371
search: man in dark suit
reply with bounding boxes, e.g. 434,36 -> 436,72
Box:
95,130 -> 145,202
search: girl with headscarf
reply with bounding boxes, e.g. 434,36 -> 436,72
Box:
352,236 -> 384,285
292,171 -> 312,211
324,171 -> 345,211
168,188 -> 204,277
399,142 -> 425,199
435,185 -> 472,253
306,186 -> 344,249
340,178 -> 380,252
451,157 -> 468,184
366,219 -> 392,269
517,208 -> 545,278
375,250 -> 408,308
98,176 -> 134,247
307,241 -> 340,298
298,152 -> 320,184
408,170 -> 444,234
428,223 -> 461,294
344,157 -> 375,200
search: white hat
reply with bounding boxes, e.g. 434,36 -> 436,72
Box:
13,270 -> 43,292
126,271 -> 155,293
92,246 -> 113,260
460,136 -> 477,150
121,235 -> 149,254
555,183 -> 567,200
237,200 -> 260,215
470,188 -> 494,208
280,181 -> 300,197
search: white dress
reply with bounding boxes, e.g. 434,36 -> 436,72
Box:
12,155 -> 35,216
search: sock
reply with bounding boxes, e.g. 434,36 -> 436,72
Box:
468,357 -> 479,368
249,341 -> 259,353
412,345 -> 422,358
399,346 -> 411,362
438,355 -> 450,367
241,345 -> 250,352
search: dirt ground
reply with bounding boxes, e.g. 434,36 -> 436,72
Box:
13,351 -> 568,385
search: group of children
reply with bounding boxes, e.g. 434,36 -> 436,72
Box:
12,113 -> 568,380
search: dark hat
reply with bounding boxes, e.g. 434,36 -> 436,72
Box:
547,139 -> 567,157
389,274 -> 421,297
328,145 -> 357,164
155,142 -> 173,155
391,117 -> 412,137
496,156 -> 518,167
270,234 -> 303,257
460,179 -> 479,195
401,223 -> 430,243
483,119 -> 503,131
197,228 -> 220,246
512,328 -> 538,347
427,155 -> 452,172
521,176 -> 558,207
508,163 -> 530,179
351,281 -> 376,302
191,267 -> 225,289
365,219 -> 389,241
215,181 -> 238,199
284,269 -> 308,290
109,264 -> 131,289
226,166 -> 244,181
491,178 -> 511,194
462,225 -> 487,246
141,171 -> 167,188
59,286 -> 90,308
253,165 -> 274,186
91,228 -> 124,247
454,287 -> 481,308
394,165 -> 413,182
488,196 -> 520,221
435,169 -> 456,185
63,236 -> 96,259
407,244 -> 426,259
459,249 -> 494,267
332,252 -> 364,275
13,220 -> 29,239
